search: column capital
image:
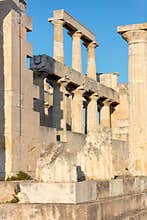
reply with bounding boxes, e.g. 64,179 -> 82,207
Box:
87,41 -> 99,49
49,19 -> 65,26
71,30 -> 82,38
57,77 -> 70,87
102,99 -> 112,106
72,86 -> 85,95
118,23 -> 147,44
89,93 -> 99,101
84,41 -> 99,48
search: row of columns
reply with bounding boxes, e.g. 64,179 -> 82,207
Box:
51,19 -> 98,80
50,19 -> 113,134
51,78 -> 113,134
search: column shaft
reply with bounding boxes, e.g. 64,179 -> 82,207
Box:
52,80 -> 68,131
87,42 -> 97,80
87,94 -> 99,132
72,88 -> 84,133
100,101 -> 111,128
72,31 -> 82,72
53,20 -> 64,63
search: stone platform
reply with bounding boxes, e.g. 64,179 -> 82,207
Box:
0,177 -> 147,219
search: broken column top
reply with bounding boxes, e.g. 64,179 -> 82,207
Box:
117,23 -> 147,33
49,9 -> 97,43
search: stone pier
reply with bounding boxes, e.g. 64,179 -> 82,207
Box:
118,23 -> 147,175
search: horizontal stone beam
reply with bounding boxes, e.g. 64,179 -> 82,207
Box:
31,55 -> 119,104
49,10 -> 96,43
117,23 -> 147,33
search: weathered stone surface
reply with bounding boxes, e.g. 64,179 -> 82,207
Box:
112,140 -> 129,176
111,83 -> 129,141
0,190 -> 147,219
17,181 -> 97,204
36,128 -> 113,182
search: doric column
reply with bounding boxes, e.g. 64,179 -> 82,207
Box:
72,31 -> 82,72
87,41 -> 98,80
87,93 -> 99,132
118,23 -> 147,175
72,87 -> 84,133
100,100 -> 111,128
52,20 -> 64,63
52,78 -> 69,131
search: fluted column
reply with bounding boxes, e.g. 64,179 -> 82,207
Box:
72,31 -> 82,72
87,41 -> 98,80
52,20 -> 64,63
118,23 -> 147,175
87,93 -> 99,132
100,100 -> 111,128
72,87 -> 84,133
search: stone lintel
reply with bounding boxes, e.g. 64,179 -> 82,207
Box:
117,23 -> 147,34
31,55 -> 119,104
49,10 -> 97,43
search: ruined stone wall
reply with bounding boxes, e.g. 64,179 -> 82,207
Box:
111,83 -> 129,141
0,0 -> 56,179
0,2 -> 131,180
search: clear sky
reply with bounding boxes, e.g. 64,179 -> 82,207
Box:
27,0 -> 147,83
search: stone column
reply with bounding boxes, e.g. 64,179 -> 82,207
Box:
118,23 -> 147,175
100,100 -> 111,128
87,41 -> 98,80
87,93 -> 99,132
52,19 -> 64,63
72,31 -> 82,72
72,87 -> 84,133
52,78 -> 69,131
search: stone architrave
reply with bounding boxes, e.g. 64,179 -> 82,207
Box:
118,23 -> 147,175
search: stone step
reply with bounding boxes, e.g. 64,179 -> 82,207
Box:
110,208 -> 147,220
0,191 -> 146,220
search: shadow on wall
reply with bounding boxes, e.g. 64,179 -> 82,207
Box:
0,0 -> 21,180
33,56 -> 69,131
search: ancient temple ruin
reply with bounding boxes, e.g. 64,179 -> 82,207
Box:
0,0 -> 147,219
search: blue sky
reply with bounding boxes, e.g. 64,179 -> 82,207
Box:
27,0 -> 147,83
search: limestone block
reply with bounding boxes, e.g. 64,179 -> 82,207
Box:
17,181 -> 96,204
109,179 -> 124,196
